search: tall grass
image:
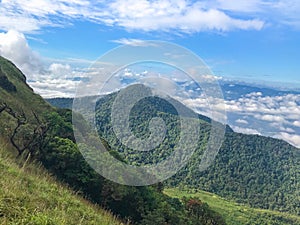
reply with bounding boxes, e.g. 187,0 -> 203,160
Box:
0,145 -> 128,225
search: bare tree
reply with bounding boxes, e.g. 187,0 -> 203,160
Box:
0,102 -> 7,113
0,102 -> 49,157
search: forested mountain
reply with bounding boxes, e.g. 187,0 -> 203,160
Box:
46,97 -> 73,109
1,55 -> 298,224
0,56 -> 227,224
93,85 -> 299,216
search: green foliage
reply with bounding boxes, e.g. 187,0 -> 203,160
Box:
94,90 -> 300,216
165,188 -> 300,225
183,197 -> 226,225
33,108 -> 223,224
1,57 -> 298,224
0,56 -> 52,117
0,65 -> 17,92
1,58 -> 217,224
46,97 -> 73,109
169,133 -> 300,215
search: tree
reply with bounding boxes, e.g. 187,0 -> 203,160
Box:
184,197 -> 226,225
0,102 -> 49,157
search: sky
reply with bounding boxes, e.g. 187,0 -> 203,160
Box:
0,0 -> 300,147
0,0 -> 300,86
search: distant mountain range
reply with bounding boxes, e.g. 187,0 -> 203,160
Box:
47,82 -> 300,215
46,78 -> 300,148
91,86 -> 299,215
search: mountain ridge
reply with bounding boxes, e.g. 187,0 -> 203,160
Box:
0,56 -> 230,224
91,87 -> 299,215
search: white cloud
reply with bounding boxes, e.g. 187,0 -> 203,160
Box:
213,0 -> 300,28
224,92 -> 300,116
224,93 -> 300,148
28,79 -> 79,98
214,0 -> 264,13
180,88 -> 300,148
272,0 -> 300,26
292,121 -> 300,127
107,0 -> 264,32
0,30 -> 43,78
111,39 -> 157,46
231,126 -> 261,135
279,126 -> 295,133
0,30 -> 80,97
274,132 -> 300,148
201,74 -> 223,82
255,114 -> 286,123
0,0 -> 265,33
48,63 -> 72,79
245,92 -> 262,97
2,0 -> 300,33
236,119 -> 248,124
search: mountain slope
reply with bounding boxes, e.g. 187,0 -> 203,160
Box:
168,132 -> 299,214
0,56 -> 53,154
0,56 -> 52,114
92,87 -> 299,215
0,146 -> 125,225
0,56 -> 124,224
0,56 -> 228,224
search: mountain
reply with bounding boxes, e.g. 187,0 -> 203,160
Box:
0,56 -> 228,225
0,58 -> 125,225
91,85 -> 299,216
0,56 -> 52,114
3,53 -> 297,224
220,81 -> 300,101
46,97 -> 74,109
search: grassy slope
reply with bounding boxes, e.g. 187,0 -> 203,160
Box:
0,56 -> 55,152
0,146 -> 126,225
164,188 -> 300,225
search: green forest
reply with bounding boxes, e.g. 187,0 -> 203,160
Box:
94,85 -> 300,216
0,56 -> 225,224
0,56 -> 299,224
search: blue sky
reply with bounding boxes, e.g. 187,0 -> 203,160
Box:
0,0 -> 300,86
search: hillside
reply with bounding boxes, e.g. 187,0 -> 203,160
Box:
46,97 -> 73,109
164,188 -> 300,225
92,87 -> 299,215
0,56 -> 54,157
0,56 -> 124,224
0,56 -> 228,224
0,146 -> 125,225
0,56 -> 52,115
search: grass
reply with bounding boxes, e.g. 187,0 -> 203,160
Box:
164,188 -> 300,225
0,145 -> 127,225
0,58 -> 126,224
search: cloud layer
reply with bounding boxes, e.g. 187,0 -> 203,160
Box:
0,30 -> 79,97
0,30 -> 43,77
181,87 -> 300,148
2,0 -> 299,33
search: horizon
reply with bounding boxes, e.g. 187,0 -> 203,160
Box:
0,1 -> 300,90
0,1 -> 300,148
